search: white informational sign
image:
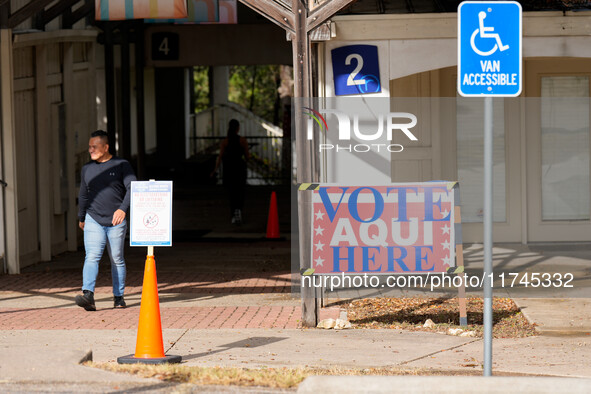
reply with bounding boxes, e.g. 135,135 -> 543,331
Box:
130,181 -> 173,247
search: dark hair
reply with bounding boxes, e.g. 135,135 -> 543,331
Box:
227,119 -> 240,138
91,129 -> 109,144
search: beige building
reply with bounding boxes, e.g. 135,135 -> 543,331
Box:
1,25 -> 100,274
317,11 -> 591,244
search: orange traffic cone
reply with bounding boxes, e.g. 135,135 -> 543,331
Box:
117,255 -> 181,364
266,191 -> 280,239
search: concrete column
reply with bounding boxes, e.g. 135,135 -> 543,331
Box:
212,66 -> 229,105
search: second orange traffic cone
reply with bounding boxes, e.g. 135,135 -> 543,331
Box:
117,255 -> 181,364
266,191 -> 280,239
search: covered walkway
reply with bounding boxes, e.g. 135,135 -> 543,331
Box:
0,183 -> 342,330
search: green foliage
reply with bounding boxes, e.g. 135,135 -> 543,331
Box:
193,66 -> 210,113
229,65 -> 282,125
193,65 -> 285,127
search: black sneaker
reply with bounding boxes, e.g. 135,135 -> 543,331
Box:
75,290 -> 96,311
114,296 -> 126,308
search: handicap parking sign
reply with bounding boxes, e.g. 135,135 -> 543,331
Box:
458,1 -> 522,97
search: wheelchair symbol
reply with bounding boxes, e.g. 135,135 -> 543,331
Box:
470,10 -> 509,56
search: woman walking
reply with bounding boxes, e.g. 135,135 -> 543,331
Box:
212,119 -> 250,224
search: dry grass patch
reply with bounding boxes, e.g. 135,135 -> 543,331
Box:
88,363 -> 465,389
345,297 -> 537,338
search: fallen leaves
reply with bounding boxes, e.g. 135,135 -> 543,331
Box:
345,297 -> 537,338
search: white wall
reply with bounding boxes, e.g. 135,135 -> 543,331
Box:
322,40 -> 392,184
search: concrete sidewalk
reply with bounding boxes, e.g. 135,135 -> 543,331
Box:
1,327 -> 590,393
2,328 -> 590,377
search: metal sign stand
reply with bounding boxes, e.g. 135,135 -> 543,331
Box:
118,179 -> 181,365
453,185 -> 468,326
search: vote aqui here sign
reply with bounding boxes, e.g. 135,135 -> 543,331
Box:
458,1 -> 522,97
309,183 -> 457,275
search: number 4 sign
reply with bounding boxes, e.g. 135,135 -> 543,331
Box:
332,45 -> 382,96
151,32 -> 180,61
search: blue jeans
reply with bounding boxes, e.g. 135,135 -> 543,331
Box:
82,214 -> 127,296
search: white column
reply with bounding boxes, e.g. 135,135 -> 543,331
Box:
1,29 -> 20,274
212,66 -> 229,105
35,44 -> 52,261
63,43 -> 78,252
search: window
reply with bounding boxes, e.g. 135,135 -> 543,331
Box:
540,76 -> 590,221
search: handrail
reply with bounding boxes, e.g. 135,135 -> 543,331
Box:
193,102 -> 283,140
189,102 -> 287,184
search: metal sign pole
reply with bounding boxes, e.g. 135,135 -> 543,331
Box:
459,1 -> 521,377
147,179 -> 156,258
483,96 -> 493,376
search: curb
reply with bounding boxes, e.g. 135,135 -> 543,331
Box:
514,299 -> 591,337
78,349 -> 93,364
532,327 -> 591,337
296,376 -> 591,393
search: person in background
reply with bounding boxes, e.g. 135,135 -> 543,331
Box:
211,119 -> 250,224
75,130 -> 136,311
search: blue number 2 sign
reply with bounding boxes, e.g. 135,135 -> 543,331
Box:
332,45 -> 381,96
